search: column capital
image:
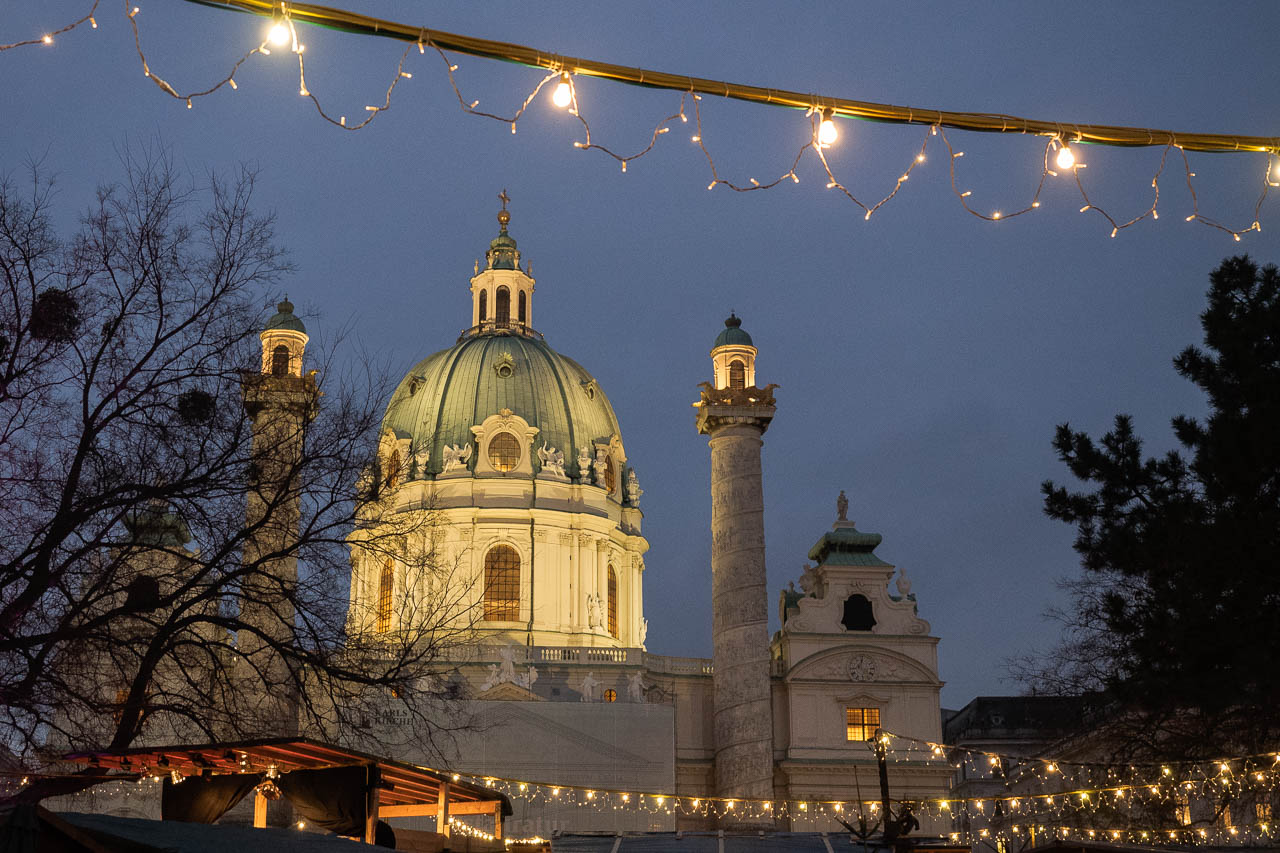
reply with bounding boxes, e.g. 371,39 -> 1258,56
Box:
694,385 -> 777,436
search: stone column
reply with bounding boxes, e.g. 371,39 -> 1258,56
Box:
695,388 -> 777,815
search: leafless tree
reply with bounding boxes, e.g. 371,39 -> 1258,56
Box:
0,152 -> 478,803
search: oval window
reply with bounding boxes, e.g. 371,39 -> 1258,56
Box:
488,432 -> 521,472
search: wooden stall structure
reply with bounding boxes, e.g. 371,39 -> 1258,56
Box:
65,738 -> 512,844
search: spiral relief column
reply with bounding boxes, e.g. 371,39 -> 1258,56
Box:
695,314 -> 778,818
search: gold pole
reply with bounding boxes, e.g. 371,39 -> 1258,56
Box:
182,0 -> 1279,154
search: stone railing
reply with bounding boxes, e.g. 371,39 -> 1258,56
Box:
455,644 -> 713,675
534,646 -> 636,665
643,653 -> 713,676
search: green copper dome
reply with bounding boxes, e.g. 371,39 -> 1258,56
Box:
265,298 -> 306,334
486,208 -> 519,271
712,312 -> 752,349
383,331 -> 621,478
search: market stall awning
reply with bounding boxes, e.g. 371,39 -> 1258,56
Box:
64,737 -> 512,843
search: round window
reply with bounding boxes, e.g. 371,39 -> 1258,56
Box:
488,432 -> 521,472
603,689 -> 617,703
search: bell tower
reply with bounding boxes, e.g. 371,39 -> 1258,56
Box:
240,298 -> 317,731
694,313 -> 779,818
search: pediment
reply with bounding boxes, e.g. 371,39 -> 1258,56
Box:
786,646 -> 938,686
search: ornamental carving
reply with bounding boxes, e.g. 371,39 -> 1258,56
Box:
492,351 -> 516,378
848,654 -> 878,682
411,444 -> 430,479
626,469 -> 643,506
696,381 -> 779,408
536,442 -> 566,477
441,443 -> 472,473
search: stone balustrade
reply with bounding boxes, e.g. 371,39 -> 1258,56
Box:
459,644 -> 713,675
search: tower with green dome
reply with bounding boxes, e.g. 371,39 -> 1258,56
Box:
348,199 -> 649,651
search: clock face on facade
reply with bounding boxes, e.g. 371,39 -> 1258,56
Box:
848,654 -> 878,682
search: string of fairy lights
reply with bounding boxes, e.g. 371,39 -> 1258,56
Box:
6,0 -> 1280,240
6,731 -> 1279,846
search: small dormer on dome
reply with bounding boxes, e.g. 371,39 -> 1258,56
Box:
467,192 -> 536,337
710,312 -> 758,390
260,298 -> 308,377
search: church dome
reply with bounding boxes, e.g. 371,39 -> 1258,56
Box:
712,312 -> 752,349
265,298 -> 306,333
382,331 -> 622,478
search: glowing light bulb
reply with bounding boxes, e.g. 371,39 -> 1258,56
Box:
268,22 -> 290,47
1056,144 -> 1075,170
552,73 -> 572,109
818,110 -> 838,146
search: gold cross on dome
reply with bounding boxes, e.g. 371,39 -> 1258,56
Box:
498,189 -> 510,211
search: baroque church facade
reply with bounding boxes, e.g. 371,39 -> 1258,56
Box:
331,202 -> 952,835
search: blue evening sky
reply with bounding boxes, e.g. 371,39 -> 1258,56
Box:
5,1 -> 1278,707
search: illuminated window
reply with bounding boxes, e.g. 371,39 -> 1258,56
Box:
607,566 -> 618,638
483,545 -> 520,621
479,290 -> 487,322
603,455 -> 616,493
377,559 -> 393,633
846,707 -> 880,741
496,286 -> 510,326
729,359 -> 745,389
385,450 -> 400,491
1256,802 -> 1272,822
518,291 -> 527,324
603,689 -> 617,703
488,432 -> 521,472
271,344 -> 290,377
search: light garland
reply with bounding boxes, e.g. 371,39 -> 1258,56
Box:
4,745 -> 1278,848
0,0 -> 99,50
7,731 -> 1278,816
8,0 -> 1277,239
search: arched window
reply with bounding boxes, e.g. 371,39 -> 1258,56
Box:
377,559 -> 393,633
385,450 -> 400,491
603,456 -> 616,493
495,286 -> 511,326
271,344 -> 291,377
484,545 -> 520,620
518,290 -> 527,324
607,566 -> 618,638
842,594 -> 876,631
728,359 -> 746,389
479,290 -> 488,323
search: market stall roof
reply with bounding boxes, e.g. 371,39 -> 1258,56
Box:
63,737 -> 512,816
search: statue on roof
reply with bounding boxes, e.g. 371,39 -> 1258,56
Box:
837,489 -> 849,521
627,672 -> 646,703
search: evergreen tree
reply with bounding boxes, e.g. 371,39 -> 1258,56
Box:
1037,255 -> 1280,755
